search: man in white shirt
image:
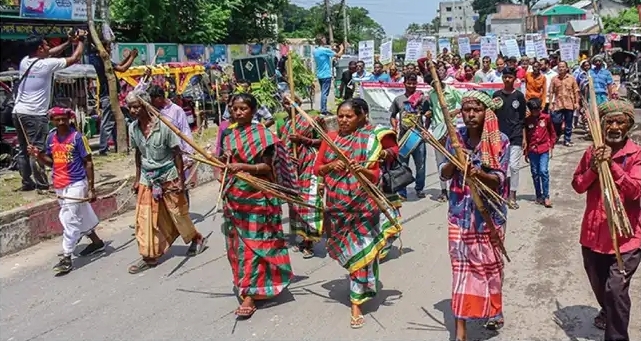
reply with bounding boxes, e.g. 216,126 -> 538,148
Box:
12,33 -> 86,191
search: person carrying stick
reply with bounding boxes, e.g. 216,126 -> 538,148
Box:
27,108 -> 105,276
571,100 -> 641,341
438,91 -> 510,340
124,90 -> 207,274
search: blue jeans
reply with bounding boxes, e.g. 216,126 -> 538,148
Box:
98,96 -> 117,154
318,77 -> 332,114
398,141 -> 426,198
552,109 -> 574,143
528,151 -> 550,200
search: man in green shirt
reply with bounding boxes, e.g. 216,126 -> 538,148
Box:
424,63 -> 463,202
125,90 -> 207,274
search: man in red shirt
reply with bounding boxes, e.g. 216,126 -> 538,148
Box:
572,100 -> 641,341
524,98 -> 556,207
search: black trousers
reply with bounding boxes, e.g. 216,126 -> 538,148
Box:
582,247 -> 641,341
12,113 -> 49,189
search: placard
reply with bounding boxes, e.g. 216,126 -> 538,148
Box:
379,38 -> 393,65
533,33 -> 548,59
525,34 -> 536,58
480,36 -> 498,62
358,40 -> 375,71
404,38 -> 423,62
421,36 -> 437,59
438,38 -> 451,54
458,37 -> 471,56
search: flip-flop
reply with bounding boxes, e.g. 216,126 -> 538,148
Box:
128,260 -> 156,274
187,237 -> 208,256
302,248 -> 315,259
350,315 -> 365,329
235,306 -> 257,320
593,312 -> 606,330
484,318 -> 504,331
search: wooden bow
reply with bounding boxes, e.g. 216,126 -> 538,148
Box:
425,54 -> 510,262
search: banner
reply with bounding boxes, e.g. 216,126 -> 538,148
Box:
358,40 -> 375,71
20,0 -> 96,21
404,38 -> 422,63
360,82 -> 511,128
183,44 -> 206,61
379,39 -> 393,65
117,43 -> 148,66
208,44 -> 228,64
229,44 -> 247,60
153,43 -> 179,64
458,37 -> 471,56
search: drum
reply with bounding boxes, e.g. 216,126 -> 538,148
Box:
322,115 -> 339,132
398,129 -> 422,158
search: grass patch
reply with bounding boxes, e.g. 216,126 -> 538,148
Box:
0,173 -> 29,211
92,152 -> 130,169
195,126 -> 219,145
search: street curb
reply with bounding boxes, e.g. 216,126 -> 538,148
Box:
0,163 -> 216,257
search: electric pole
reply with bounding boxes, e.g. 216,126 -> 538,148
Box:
325,0 -> 334,44
341,0 -> 348,45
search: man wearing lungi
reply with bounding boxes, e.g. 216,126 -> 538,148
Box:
125,90 -> 207,274
572,100 -> 641,341
28,107 -> 105,276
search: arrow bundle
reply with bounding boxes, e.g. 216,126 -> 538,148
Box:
136,96 -> 323,211
584,78 -> 634,274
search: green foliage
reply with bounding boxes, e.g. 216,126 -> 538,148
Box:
393,38 -> 407,53
290,53 -> 315,99
110,0 -> 285,44
603,7 -> 640,33
280,3 -> 385,46
252,76 -> 279,111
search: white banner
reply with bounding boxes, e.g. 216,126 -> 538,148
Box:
404,38 -> 422,63
458,37 -> 471,56
358,40 -> 375,71
379,39 -> 393,65
359,82 -> 515,127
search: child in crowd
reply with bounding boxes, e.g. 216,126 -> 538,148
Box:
524,98 -> 556,208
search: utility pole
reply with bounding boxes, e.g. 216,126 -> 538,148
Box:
341,0 -> 348,45
325,0 -> 334,44
463,2 -> 468,35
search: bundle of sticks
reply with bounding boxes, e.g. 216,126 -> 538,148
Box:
286,99 -> 403,232
584,78 -> 634,274
136,96 -> 323,211
424,54 -> 510,262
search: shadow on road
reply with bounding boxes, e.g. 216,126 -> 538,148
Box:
552,300 -> 602,341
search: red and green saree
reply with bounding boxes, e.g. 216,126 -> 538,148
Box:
221,123 -> 295,299
314,124 -> 402,305
279,115 -> 324,242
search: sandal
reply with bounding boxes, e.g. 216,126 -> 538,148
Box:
484,318 -> 504,331
187,237 -> 208,257
128,259 -> 157,274
301,248 -> 315,259
594,311 -> 606,330
235,305 -> 257,320
508,199 -> 519,210
350,314 -> 365,329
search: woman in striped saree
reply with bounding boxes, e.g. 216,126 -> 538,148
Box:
314,98 -> 401,329
439,91 -> 509,341
220,93 -> 295,320
278,94 -> 324,258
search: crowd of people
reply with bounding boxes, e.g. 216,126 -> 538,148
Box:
4,29 -> 640,341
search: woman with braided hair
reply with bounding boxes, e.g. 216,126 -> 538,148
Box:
439,90 -> 510,341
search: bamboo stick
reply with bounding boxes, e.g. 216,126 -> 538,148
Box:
425,55 -> 510,262
286,54 -> 298,160
287,99 -> 402,231
86,1 -> 128,153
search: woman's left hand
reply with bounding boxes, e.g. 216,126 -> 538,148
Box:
227,163 -> 246,173
349,160 -> 364,173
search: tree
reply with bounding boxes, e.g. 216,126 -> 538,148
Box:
280,4 -> 385,47
110,0 -> 285,43
405,23 -> 421,36
603,7 -> 640,33
393,38 -> 407,53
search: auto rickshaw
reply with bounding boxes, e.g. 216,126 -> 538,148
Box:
52,64 -> 98,137
333,55 -> 358,98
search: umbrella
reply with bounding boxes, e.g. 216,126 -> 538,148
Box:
611,50 -> 637,65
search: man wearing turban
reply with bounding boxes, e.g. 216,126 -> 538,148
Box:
572,100 -> 641,341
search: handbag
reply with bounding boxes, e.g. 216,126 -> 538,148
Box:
0,59 -> 41,127
381,157 -> 415,194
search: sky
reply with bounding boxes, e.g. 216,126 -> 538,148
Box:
290,0 -> 438,36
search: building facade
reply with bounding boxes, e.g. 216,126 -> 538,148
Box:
438,0 -> 479,38
485,4 -> 528,36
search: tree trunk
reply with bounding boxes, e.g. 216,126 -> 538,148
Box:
86,0 -> 128,154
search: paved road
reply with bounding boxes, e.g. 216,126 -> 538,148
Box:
1,138 -> 639,341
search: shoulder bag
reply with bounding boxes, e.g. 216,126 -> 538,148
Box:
381,157 -> 415,194
0,58 -> 41,127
